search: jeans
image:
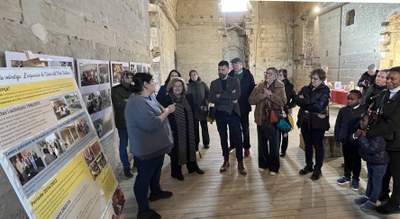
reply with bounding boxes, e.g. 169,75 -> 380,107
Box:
215,110 -> 243,162
257,125 -> 280,172
300,123 -> 325,171
134,155 -> 165,211
342,142 -> 361,180
366,163 -> 387,203
118,128 -> 130,168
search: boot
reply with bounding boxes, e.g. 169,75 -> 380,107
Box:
219,160 -> 230,172
238,161 -> 247,175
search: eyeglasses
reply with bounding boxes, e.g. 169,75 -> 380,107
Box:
264,72 -> 274,76
125,76 -> 133,79
311,77 -> 320,81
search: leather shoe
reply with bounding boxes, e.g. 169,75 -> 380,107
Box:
376,201 -> 400,214
280,152 -> 286,157
238,161 -> 247,175
189,168 -> 205,175
310,170 -> 322,180
299,166 -> 314,175
220,160 -> 230,172
149,191 -> 173,202
137,208 -> 161,219
229,146 -> 235,153
171,174 -> 184,181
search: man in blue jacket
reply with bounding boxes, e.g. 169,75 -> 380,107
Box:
228,58 -> 256,157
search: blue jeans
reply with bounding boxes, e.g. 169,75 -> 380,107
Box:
215,111 -> 243,162
134,155 -> 164,211
301,123 -> 325,171
118,128 -> 130,168
366,163 -> 387,203
257,125 -> 280,172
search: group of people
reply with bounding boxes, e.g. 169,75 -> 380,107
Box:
333,65 -> 400,215
112,59 -> 400,218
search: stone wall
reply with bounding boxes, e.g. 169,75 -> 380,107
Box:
0,0 -> 151,217
292,3 -> 400,90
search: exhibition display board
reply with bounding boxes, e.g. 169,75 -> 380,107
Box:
0,67 -> 124,219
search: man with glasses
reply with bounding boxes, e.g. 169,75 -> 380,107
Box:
111,70 -> 135,178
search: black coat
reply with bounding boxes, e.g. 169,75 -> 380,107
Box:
282,78 -> 296,110
357,71 -> 378,89
228,68 -> 256,114
111,83 -> 134,129
362,84 -> 386,107
368,90 -> 400,152
295,83 -> 330,128
334,105 -> 366,144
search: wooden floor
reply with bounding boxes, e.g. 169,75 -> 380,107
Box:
118,106 -> 398,219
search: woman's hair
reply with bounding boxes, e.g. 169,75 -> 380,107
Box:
279,69 -> 288,78
131,72 -> 153,94
361,111 -> 378,130
309,68 -> 327,81
164,69 -> 181,85
167,77 -> 186,95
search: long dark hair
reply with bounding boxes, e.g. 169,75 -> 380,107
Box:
164,69 -> 181,85
132,72 -> 153,94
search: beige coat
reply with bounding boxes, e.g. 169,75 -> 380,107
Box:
248,80 -> 287,126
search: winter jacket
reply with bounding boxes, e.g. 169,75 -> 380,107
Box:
357,136 -> 389,165
334,105 -> 366,144
295,83 -> 330,128
187,78 -> 210,121
111,83 -> 134,129
248,80 -> 286,126
357,71 -> 378,89
209,76 -> 241,116
282,78 -> 296,110
229,68 -> 256,114
367,90 -> 400,152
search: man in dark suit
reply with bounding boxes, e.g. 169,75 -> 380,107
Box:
210,60 -> 246,175
367,66 -> 400,214
228,58 -> 256,157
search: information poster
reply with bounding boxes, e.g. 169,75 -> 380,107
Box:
4,51 -> 75,73
110,62 -> 129,87
76,59 -> 114,141
0,67 -> 124,219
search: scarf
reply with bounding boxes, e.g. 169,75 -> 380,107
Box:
171,94 -> 196,165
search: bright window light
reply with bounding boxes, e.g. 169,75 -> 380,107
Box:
221,0 -> 248,13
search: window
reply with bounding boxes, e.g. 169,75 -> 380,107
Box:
346,10 -> 355,26
221,0 -> 248,13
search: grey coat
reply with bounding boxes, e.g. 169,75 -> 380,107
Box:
187,79 -> 210,121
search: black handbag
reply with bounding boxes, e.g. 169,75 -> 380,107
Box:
309,113 -> 330,131
207,104 -> 216,123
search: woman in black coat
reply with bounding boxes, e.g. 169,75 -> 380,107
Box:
295,69 -> 330,181
160,77 -> 203,181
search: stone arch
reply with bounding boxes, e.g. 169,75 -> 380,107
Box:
223,46 -> 244,63
380,11 -> 400,69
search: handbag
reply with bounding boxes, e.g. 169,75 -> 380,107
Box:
277,117 -> 291,132
309,113 -> 330,131
287,114 -> 295,131
269,109 -> 279,124
207,103 -> 216,123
